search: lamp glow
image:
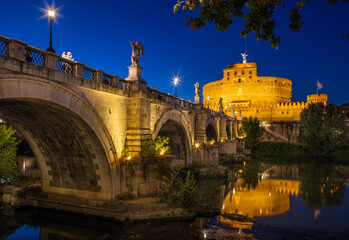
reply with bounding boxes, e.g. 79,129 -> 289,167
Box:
48,9 -> 55,17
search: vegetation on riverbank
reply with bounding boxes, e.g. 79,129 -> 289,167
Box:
253,141 -> 349,157
0,125 -> 21,181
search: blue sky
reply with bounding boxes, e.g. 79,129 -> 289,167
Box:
1,0 -> 348,105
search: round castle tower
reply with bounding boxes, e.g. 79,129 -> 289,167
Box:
203,55 -> 327,121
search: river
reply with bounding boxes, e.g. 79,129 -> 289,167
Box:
1,156 -> 349,239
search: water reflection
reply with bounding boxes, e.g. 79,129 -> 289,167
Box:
221,179 -> 300,229
207,157 -> 349,239
299,161 -> 346,209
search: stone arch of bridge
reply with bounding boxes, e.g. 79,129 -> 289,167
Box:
152,109 -> 193,166
0,75 -> 118,200
205,117 -> 218,143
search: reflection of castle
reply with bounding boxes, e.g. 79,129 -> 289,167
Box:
203,57 -> 327,121
220,179 -> 300,229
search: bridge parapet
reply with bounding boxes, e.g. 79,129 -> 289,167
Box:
0,35 -> 126,92
147,87 -> 196,110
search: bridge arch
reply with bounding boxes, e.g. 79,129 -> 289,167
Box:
205,117 -> 218,144
152,109 -> 193,166
0,75 -> 118,200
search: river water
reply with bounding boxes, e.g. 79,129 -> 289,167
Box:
1,156 -> 349,240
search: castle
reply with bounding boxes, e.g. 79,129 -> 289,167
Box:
202,55 -> 327,121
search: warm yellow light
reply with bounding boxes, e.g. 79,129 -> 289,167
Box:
173,77 -> 179,85
195,143 -> 200,148
160,150 -> 165,155
127,155 -> 131,160
48,9 -> 55,17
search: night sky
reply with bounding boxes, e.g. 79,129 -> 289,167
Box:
1,0 -> 348,105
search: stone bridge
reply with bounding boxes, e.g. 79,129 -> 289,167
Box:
0,36 -> 242,201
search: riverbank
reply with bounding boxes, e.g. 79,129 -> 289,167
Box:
0,183 -> 195,221
253,141 -> 349,157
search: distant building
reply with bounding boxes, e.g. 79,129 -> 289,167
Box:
203,56 -> 327,121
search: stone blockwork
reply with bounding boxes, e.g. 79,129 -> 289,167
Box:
261,121 -> 302,143
0,35 -> 243,202
203,59 -> 328,121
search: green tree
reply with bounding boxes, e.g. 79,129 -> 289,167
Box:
0,125 -> 21,180
300,103 -> 347,155
141,136 -> 171,158
174,0 -> 348,48
239,116 -> 264,152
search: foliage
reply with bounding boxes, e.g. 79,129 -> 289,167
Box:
240,116 -> 264,152
300,103 -> 347,156
174,0 -> 348,48
0,125 -> 21,181
160,170 -> 202,209
141,136 -> 171,158
255,141 -> 305,155
11,172 -> 41,187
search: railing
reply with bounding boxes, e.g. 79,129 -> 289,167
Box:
102,74 -> 110,85
83,67 -> 95,81
24,46 -> 45,67
147,87 -> 195,109
57,57 -> 74,74
0,39 -> 8,56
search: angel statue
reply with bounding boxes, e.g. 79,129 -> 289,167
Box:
219,97 -> 223,109
194,82 -> 200,96
130,41 -> 144,67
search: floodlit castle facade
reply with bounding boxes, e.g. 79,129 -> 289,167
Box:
202,56 -> 327,121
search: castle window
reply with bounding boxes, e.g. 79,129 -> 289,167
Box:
249,70 -> 252,74
238,78 -> 241,83
227,77 -> 230,80
249,76 -> 252,79
282,112 -> 284,114
242,71 -> 244,75
227,72 -> 230,76
234,71 -> 237,75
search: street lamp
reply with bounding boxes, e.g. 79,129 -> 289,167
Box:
173,77 -> 179,97
46,8 -> 55,53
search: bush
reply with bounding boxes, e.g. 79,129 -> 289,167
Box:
0,125 -> 21,181
255,141 -> 305,155
141,136 -> 170,158
160,171 -> 202,209
239,116 -> 264,152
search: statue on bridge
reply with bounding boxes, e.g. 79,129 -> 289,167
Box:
219,97 -> 223,113
130,41 -> 144,67
194,82 -> 201,103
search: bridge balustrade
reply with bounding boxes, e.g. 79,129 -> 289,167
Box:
25,46 -> 46,67
0,35 -> 126,91
83,66 -> 95,81
0,37 -> 8,56
57,57 -> 74,74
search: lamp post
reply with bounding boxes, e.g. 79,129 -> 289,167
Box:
46,8 -> 55,53
173,77 -> 179,97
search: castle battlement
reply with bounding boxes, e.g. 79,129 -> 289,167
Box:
203,58 -> 328,121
